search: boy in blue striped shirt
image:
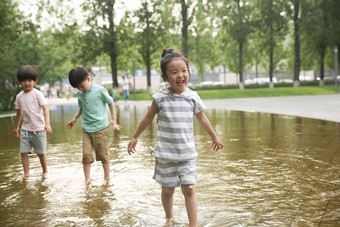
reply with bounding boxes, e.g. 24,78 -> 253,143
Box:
128,49 -> 223,226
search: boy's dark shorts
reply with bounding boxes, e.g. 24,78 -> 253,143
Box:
82,127 -> 110,164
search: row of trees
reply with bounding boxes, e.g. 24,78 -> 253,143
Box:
1,0 -> 340,110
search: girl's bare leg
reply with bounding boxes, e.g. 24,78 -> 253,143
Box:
21,153 -> 29,177
181,185 -> 197,227
162,186 -> 175,224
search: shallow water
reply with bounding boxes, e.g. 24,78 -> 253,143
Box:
0,104 -> 339,226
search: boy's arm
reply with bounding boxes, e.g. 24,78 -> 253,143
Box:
13,109 -> 22,137
66,107 -> 82,130
128,100 -> 158,155
195,112 -> 224,151
108,101 -> 121,131
42,105 -> 53,135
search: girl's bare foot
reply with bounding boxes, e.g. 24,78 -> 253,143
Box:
164,217 -> 174,226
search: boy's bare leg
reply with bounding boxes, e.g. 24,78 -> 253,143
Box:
181,185 -> 197,227
37,154 -> 48,175
83,163 -> 91,183
21,153 -> 29,177
102,162 -> 110,180
162,186 -> 175,224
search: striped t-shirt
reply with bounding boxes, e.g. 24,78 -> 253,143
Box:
152,87 -> 206,161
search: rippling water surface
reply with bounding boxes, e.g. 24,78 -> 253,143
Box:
0,104 -> 339,226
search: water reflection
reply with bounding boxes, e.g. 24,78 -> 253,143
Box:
0,104 -> 339,226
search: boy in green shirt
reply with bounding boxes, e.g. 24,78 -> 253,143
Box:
66,66 -> 120,183
112,86 -> 118,102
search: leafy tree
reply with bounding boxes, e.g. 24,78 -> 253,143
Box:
203,1 -> 223,80
287,0 -> 301,86
180,0 -> 196,59
189,1 -> 217,81
190,6 -> 205,81
327,0 -> 340,70
256,0 -> 289,88
82,0 -> 119,87
218,19 -> 240,80
0,0 -> 42,110
301,0 -> 334,85
115,12 -> 142,76
134,0 -> 172,93
30,0 -> 84,92
220,0 -> 255,89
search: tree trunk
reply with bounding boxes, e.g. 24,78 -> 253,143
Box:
146,8 -> 152,93
107,0 -> 118,88
338,44 -> 340,67
239,42 -> 243,85
110,51 -> 118,87
293,0 -> 300,86
319,49 -> 325,85
146,46 -> 152,94
256,58 -> 259,81
181,0 -> 189,59
269,45 -> 274,84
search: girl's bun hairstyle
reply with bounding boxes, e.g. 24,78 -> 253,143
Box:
160,48 -> 189,78
161,48 -> 175,57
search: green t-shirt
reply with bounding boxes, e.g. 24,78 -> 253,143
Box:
78,83 -> 113,132
112,88 -> 118,97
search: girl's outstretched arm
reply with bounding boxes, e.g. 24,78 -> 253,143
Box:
196,112 -> 224,151
128,100 -> 158,155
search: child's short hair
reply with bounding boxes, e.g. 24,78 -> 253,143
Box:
69,65 -> 89,88
160,48 -> 189,79
17,65 -> 38,82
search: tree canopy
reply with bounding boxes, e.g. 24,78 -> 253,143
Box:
1,0 -> 339,110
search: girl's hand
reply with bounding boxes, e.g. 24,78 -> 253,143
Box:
212,137 -> 224,151
128,138 -> 138,155
110,120 -> 121,131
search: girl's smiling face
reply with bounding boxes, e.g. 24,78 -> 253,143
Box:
162,58 -> 189,95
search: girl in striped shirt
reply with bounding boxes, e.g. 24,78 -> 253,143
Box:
128,48 -> 223,226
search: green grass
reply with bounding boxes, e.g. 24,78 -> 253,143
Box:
116,93 -> 153,101
197,85 -> 337,99
124,85 -> 337,101
1,85 -> 337,116
0,110 -> 15,116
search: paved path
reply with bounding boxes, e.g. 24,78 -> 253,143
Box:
2,94 -> 339,123
124,94 -> 340,123
203,94 -> 340,123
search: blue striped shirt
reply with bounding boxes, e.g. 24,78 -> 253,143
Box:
152,87 -> 206,161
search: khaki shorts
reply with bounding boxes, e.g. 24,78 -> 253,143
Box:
82,127 -> 110,164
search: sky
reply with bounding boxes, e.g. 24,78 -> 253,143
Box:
17,0 -> 141,29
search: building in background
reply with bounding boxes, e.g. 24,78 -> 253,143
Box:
91,66 -> 161,93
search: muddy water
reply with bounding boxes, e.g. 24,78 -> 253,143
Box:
0,104 -> 339,226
